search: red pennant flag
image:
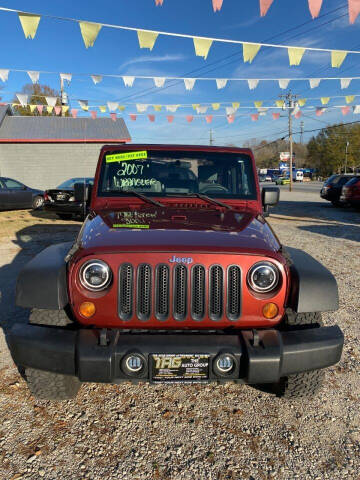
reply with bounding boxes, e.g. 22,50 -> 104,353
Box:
186,115 -> 194,123
36,105 -> 43,115
316,107 -> 325,116
148,114 -> 155,122
349,0 -> 360,23
130,114 -> 137,121
342,106 -> 350,115
71,109 -> 78,118
272,112 -> 280,120
227,114 -> 235,124
260,0 -> 274,16
295,111 -> 302,119
110,113 -> 117,121
54,106 -> 61,115
155,0 -> 163,5
167,115 -> 174,123
205,115 -> 213,123
90,110 -> 97,119
251,113 -> 259,121
212,0 -> 223,12
308,0 -> 323,18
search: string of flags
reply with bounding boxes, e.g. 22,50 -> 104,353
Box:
0,6 -> 358,67
154,0 -> 360,24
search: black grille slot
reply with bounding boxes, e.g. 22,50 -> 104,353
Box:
227,266 -> 241,321
137,264 -> 152,321
173,264 -> 187,321
209,265 -> 224,321
191,265 -> 206,320
155,264 -> 170,321
118,263 -> 133,320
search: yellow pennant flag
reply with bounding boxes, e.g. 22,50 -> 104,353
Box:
47,106 -> 53,113
62,106 -> 69,114
232,102 -> 240,110
254,101 -> 263,108
192,104 -> 200,110
331,50 -> 347,68
18,13 -> 41,39
137,30 -> 158,50
81,105 -> 89,111
193,38 -> 213,59
288,47 -> 306,66
298,98 -> 306,107
243,43 -> 261,63
275,100 -> 283,108
212,103 -> 220,110
29,105 -> 37,113
321,97 -> 330,105
346,95 -> 355,104
79,22 -> 102,48
153,105 -> 162,112
118,105 -> 126,112
99,105 -> 107,113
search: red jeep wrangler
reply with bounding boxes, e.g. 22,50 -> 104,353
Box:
10,145 -> 343,400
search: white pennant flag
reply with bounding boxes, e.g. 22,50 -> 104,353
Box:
27,71 -> 39,84
279,79 -> 290,89
340,78 -> 352,89
45,96 -> 57,107
136,104 -> 148,113
226,106 -> 236,115
107,102 -> 119,112
123,76 -> 135,87
166,105 -> 179,112
0,69 -> 9,82
153,77 -> 166,88
16,93 -> 28,106
91,75 -> 102,84
216,79 -> 228,89
60,73 -> 72,84
196,106 -> 208,114
353,105 -> 360,114
78,100 -> 88,110
309,78 -> 321,89
184,78 -> 196,90
248,79 -> 259,90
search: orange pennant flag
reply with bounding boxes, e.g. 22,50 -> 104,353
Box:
212,0 -> 224,12
308,0 -> 323,19
260,0 -> 274,16
349,0 -> 360,23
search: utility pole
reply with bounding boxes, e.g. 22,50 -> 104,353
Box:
300,121 -> 304,144
209,128 -> 214,146
279,91 -> 298,192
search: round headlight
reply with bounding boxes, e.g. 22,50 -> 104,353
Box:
80,260 -> 112,291
247,262 -> 279,293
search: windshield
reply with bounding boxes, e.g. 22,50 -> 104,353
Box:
57,178 -> 94,189
98,150 -> 257,199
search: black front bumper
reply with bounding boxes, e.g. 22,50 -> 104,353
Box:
7,324 -> 344,384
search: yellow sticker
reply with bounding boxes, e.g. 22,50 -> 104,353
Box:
113,224 -> 150,229
106,151 -> 148,163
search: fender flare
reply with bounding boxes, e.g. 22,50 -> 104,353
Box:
16,242 -> 73,310
284,246 -> 339,313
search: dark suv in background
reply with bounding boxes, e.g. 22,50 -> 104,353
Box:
320,174 -> 359,206
0,177 -> 44,211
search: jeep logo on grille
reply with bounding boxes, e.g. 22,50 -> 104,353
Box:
169,255 -> 193,265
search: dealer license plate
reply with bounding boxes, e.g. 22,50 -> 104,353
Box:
57,194 -> 66,200
151,354 -> 210,383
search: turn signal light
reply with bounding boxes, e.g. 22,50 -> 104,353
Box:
79,301 -> 96,318
263,302 -> 279,319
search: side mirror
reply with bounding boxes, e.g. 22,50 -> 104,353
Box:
261,187 -> 280,216
74,183 -> 92,204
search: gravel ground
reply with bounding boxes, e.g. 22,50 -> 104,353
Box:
0,191 -> 359,480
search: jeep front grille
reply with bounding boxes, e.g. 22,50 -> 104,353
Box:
118,263 -> 241,322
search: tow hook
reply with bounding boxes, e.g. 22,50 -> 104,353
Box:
251,329 -> 260,347
99,328 -> 109,346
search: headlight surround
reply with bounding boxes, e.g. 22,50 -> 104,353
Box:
79,260 -> 112,291
247,261 -> 279,293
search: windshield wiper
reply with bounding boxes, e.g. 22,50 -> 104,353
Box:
170,193 -> 233,210
115,190 -> 165,207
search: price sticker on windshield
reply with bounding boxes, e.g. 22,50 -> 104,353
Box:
106,151 -> 148,163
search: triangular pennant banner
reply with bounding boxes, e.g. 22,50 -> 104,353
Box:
275,100 -> 283,108
27,71 -> 39,84
148,114 -> 155,122
349,0 -> 360,23
123,76 -> 135,87
212,103 -> 220,110
192,104 -> 200,110
254,101 -> 263,108
118,105 -> 126,112
137,104 -> 148,113
62,106 -> 69,114
212,0 -> 224,12
186,115 -> 194,123
227,114 -> 235,124
60,73 -> 72,84
342,106 -> 350,115
29,105 -> 37,113
232,102 -> 240,110
167,115 -> 174,123
308,0 -> 323,18
298,98 -> 307,106
99,105 -> 107,113
279,79 -> 290,89
79,100 -> 89,111
346,95 -> 355,104
91,75 -> 102,84
71,109 -> 78,118
309,78 -> 321,88
184,78 -> 196,90
193,37 -> 213,59
316,107 -> 325,116
137,30 -> 158,50
155,0 -> 164,5
331,50 -> 348,68
154,77 -> 166,88
205,115 -> 213,123
294,110 -> 302,119
46,96 -> 57,107
341,78 -> 352,89
16,93 -> 28,106
54,106 -> 61,115
36,105 -> 43,115
110,113 -> 117,122
260,0 -> 274,16
226,107 -> 235,115
272,112 -> 280,120
243,43 -> 261,63
353,105 -> 360,114
166,105 -> 179,112
288,47 -> 306,66
130,114 -> 137,121
107,102 -> 119,112
251,113 -> 259,121
0,69 -> 9,82
90,110 -> 97,119
79,22 -> 102,48
153,105 -> 162,112
47,106 -> 53,114
18,13 -> 41,39
216,79 -> 228,89
248,79 -> 259,90
321,97 -> 330,105
196,106 -> 208,114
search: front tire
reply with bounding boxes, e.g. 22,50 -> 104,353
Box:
24,308 -> 81,400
